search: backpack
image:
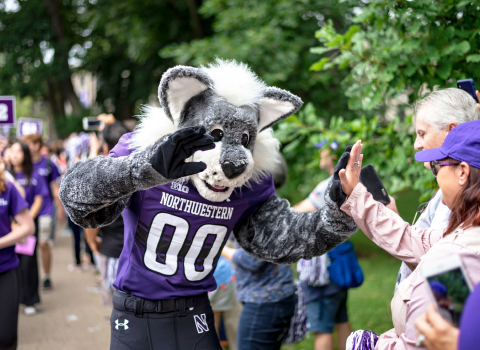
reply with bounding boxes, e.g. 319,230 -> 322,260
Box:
327,241 -> 364,289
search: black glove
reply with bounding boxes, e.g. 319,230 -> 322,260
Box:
329,145 -> 353,208
150,126 -> 215,179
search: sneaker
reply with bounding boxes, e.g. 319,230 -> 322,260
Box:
24,306 -> 37,316
68,264 -> 82,273
42,277 -> 52,290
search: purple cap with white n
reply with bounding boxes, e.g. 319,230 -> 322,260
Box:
415,119 -> 480,169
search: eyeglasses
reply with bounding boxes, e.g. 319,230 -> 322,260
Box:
429,160 -> 459,177
412,201 -> 430,225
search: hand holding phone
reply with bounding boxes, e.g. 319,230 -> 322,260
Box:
82,117 -> 104,131
457,79 -> 479,103
422,255 -> 473,327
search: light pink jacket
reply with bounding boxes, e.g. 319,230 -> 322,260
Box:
341,183 -> 480,350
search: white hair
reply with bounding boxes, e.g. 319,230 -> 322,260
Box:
413,88 -> 480,130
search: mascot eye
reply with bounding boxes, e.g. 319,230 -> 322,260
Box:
210,129 -> 224,142
241,133 -> 249,147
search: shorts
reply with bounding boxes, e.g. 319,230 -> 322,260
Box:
306,289 -> 348,333
38,215 -> 53,243
208,281 -> 235,312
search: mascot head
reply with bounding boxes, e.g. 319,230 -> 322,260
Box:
131,59 -> 302,202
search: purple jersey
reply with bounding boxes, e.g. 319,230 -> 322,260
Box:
34,157 -> 60,216
14,171 -> 49,209
110,133 -> 275,300
0,181 -> 29,273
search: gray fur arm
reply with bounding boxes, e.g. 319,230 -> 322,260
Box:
59,138 -> 171,228
234,180 -> 358,264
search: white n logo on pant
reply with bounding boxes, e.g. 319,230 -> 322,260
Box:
193,314 -> 209,334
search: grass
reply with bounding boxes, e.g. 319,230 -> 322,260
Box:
282,190 -> 421,349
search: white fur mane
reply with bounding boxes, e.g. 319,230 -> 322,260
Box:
129,106 -> 280,182
201,59 -> 266,108
129,105 -> 178,151
250,128 -> 281,183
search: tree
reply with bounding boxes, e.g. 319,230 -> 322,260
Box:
276,0 -> 480,203
0,0 -> 83,119
161,0 -> 359,121
78,0 -> 211,120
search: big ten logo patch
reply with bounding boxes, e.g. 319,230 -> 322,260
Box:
171,181 -> 189,194
0,198 -> 7,206
193,314 -> 209,334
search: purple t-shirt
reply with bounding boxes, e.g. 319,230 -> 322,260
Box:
459,282 -> 480,350
34,157 -> 60,216
110,133 -> 275,300
0,181 -> 29,273
14,171 -> 49,209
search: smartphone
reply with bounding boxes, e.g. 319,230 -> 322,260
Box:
457,79 -> 479,103
422,254 -> 473,327
82,117 -> 104,131
359,164 -> 391,205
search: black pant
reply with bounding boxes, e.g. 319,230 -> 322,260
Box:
68,218 -> 94,265
18,219 -> 40,306
110,290 -> 222,350
0,267 -> 21,350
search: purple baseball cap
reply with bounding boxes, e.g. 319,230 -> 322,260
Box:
415,119 -> 480,169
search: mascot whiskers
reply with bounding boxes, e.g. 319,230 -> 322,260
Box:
60,59 -> 358,350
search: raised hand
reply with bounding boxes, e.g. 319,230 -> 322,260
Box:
339,140 -> 363,196
150,126 -> 215,179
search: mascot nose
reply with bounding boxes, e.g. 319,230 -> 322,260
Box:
221,162 -> 246,179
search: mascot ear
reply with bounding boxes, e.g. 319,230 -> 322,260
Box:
158,66 -> 212,124
257,87 -> 303,132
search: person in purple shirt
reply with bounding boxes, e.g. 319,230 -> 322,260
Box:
59,61 -> 358,349
8,141 -> 49,317
23,133 -> 62,290
0,157 -> 35,349
415,282 -> 480,350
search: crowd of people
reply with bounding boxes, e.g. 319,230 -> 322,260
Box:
0,86 -> 479,350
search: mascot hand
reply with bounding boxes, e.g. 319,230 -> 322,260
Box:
329,145 -> 352,208
150,126 -> 215,179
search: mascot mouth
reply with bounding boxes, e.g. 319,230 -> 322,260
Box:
204,181 -> 229,192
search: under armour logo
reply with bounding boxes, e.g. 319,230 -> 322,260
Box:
115,319 -> 129,330
193,314 -> 209,334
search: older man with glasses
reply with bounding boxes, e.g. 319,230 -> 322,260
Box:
394,88 -> 480,293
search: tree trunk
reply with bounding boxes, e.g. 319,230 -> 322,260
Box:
114,97 -> 135,121
43,0 -> 82,115
45,78 -> 65,120
186,0 -> 204,39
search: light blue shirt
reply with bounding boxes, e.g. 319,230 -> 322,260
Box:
414,189 -> 451,230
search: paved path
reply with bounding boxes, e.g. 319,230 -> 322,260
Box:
18,232 -> 111,350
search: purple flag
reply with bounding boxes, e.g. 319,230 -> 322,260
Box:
0,96 -> 16,125
17,118 -> 43,138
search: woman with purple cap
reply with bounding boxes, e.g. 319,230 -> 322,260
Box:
334,119 -> 480,350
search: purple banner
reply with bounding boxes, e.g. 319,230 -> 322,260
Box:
0,96 -> 15,125
16,118 -> 43,138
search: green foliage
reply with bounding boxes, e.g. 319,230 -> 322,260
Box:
279,0 -> 480,203
161,0 -> 359,121
311,0 -> 480,110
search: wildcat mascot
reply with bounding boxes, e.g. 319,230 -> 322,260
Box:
60,59 -> 357,349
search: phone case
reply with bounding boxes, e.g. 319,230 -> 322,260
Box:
457,79 -> 479,103
359,164 -> 391,205
15,236 -> 37,256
